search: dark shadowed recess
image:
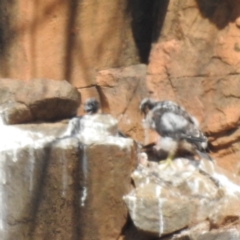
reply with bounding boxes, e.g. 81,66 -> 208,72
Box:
121,216 -> 160,240
126,0 -> 169,64
196,0 -> 240,29
0,0 -> 16,75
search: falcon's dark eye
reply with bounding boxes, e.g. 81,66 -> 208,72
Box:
139,98 -> 155,116
143,108 -> 149,116
139,104 -> 147,115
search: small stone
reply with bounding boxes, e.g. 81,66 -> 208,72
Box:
236,17 -> 240,28
137,152 -> 148,166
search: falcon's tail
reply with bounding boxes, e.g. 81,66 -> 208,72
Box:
180,135 -> 206,143
181,135 -> 208,151
195,150 -> 213,161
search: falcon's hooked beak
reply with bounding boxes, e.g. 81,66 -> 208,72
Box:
139,106 -> 147,116
139,98 -> 155,116
139,104 -> 147,116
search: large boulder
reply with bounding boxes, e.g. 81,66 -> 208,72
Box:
61,114 -> 137,240
0,78 -> 80,124
0,0 -> 139,85
0,113 -> 136,240
123,156 -> 240,239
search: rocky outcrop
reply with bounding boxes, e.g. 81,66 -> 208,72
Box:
1,76 -> 240,240
2,0 -> 240,174
146,0 -> 240,172
0,78 -> 80,124
0,113 -> 136,240
123,156 -> 240,239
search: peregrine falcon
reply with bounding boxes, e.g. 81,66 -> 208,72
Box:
84,98 -> 100,114
139,98 -> 208,166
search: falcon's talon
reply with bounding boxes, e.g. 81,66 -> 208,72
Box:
159,153 -> 175,169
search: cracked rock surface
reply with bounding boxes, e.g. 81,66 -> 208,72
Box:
123,156 -> 240,239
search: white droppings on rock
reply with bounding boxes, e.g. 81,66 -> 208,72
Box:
63,113 -> 134,209
145,177 -> 150,184
0,121 -> 58,236
213,172 -> 240,195
124,155 -> 240,237
61,150 -> 68,198
156,186 -> 161,197
63,114 -> 133,150
12,149 -> 18,163
0,152 -> 6,233
0,125 -> 54,151
129,195 -> 137,221
143,121 -> 149,145
28,147 -> 35,193
80,146 -> 88,207
80,187 -> 88,207
158,197 -> 166,237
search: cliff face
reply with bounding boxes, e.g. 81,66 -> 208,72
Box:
0,0 -> 139,85
1,0 -> 240,175
147,0 -> 240,172
0,79 -> 240,240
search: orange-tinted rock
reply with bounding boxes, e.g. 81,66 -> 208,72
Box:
0,0 -> 139,87
95,64 -> 148,143
146,0 -> 240,172
0,78 -> 80,124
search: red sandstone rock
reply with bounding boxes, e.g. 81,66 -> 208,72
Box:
146,0 -> 240,172
96,64 -> 148,143
2,0 -> 139,86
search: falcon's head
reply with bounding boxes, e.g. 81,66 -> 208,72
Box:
139,98 -> 157,115
84,98 -> 100,114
